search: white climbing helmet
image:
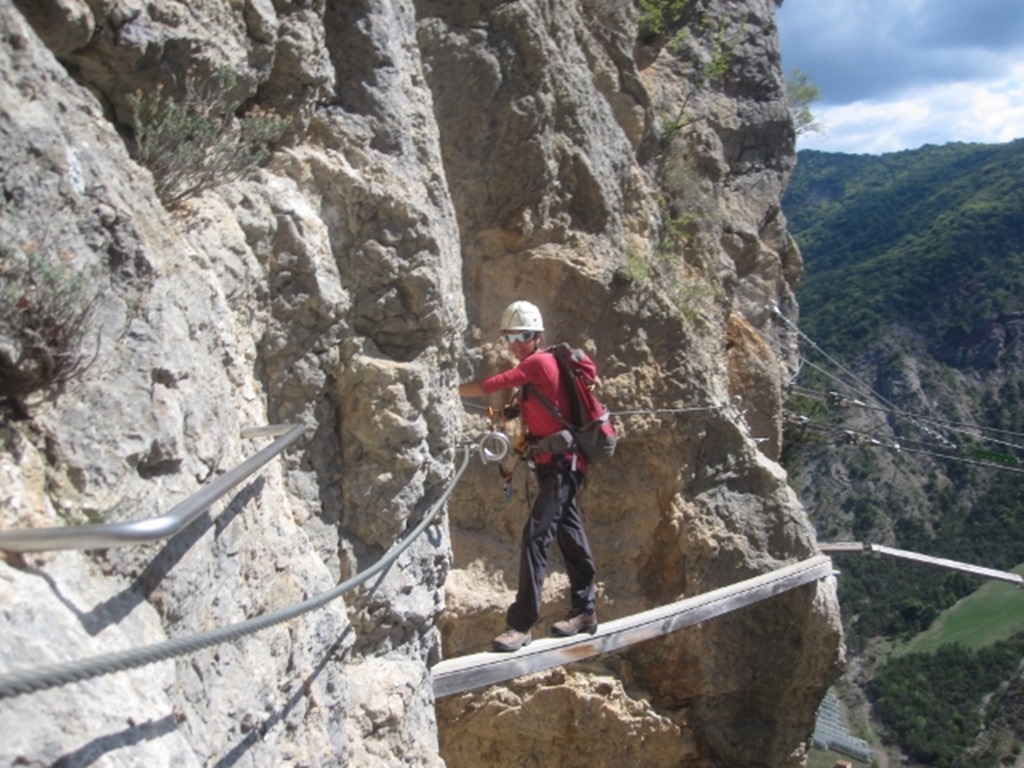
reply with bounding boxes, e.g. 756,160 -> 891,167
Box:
500,300 -> 545,332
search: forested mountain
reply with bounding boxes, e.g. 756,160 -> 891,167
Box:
782,140 -> 1024,767
787,140 -> 1024,353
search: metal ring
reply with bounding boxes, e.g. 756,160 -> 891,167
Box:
477,431 -> 510,464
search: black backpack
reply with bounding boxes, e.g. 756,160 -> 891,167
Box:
528,343 -> 618,465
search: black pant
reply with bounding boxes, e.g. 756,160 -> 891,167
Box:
506,459 -> 596,632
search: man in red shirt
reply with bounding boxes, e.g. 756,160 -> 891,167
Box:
459,300 -> 598,652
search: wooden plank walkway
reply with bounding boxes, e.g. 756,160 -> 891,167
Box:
820,542 -> 1024,587
817,542 -> 865,554
432,554 -> 834,698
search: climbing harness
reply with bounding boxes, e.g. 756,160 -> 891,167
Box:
468,399 -> 727,501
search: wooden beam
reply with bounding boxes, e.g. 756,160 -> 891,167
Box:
867,544 -> 1024,587
432,555 -> 834,698
817,542 -> 866,554
820,542 -> 1023,587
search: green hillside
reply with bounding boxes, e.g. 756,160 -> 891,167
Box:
783,140 -> 1024,586
786,140 -> 1024,351
783,139 -> 1024,768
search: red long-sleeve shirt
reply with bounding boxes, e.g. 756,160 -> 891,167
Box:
482,350 -> 587,471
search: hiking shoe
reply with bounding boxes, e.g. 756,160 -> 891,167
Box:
492,628 -> 532,652
551,611 -> 598,637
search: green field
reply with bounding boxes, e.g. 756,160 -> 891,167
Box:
898,565 -> 1024,655
806,748 -> 872,768
805,569 -> 1024,768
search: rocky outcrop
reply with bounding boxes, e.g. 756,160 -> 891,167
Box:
934,313 -> 1024,370
0,0 -> 840,766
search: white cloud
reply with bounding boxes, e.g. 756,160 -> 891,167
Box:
779,0 -> 1024,154
798,64 -> 1024,154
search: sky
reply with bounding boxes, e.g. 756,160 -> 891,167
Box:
776,0 -> 1024,155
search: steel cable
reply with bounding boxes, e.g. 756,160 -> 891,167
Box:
0,435 -> 498,700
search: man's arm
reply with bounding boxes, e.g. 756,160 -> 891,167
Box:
459,380 -> 486,398
461,358 -> 533,399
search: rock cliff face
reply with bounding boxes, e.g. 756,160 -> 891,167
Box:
0,0 -> 841,766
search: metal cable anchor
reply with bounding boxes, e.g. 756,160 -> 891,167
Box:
475,431 -> 510,464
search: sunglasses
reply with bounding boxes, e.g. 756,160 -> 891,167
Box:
502,331 -> 538,344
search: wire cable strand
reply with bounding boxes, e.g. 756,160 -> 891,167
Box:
0,436 -> 496,700
769,302 -> 1024,466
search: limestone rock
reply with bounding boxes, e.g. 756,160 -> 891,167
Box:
0,0 -> 841,765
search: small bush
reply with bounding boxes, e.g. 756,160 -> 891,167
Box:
619,248 -> 651,282
129,70 -> 288,209
671,274 -> 714,323
0,243 -> 100,416
638,0 -> 695,40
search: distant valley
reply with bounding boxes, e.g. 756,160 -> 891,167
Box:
783,139 -> 1024,767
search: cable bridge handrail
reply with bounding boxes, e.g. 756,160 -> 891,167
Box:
819,541 -> 1024,587
0,432 -> 510,700
0,423 -> 308,553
